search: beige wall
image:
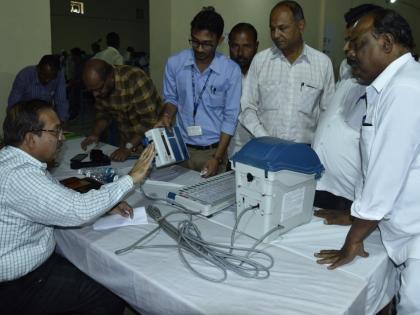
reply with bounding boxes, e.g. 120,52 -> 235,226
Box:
151,0 -> 420,93
150,0 -> 327,93
50,0 -> 149,55
0,0 -> 51,137
324,0 -> 420,75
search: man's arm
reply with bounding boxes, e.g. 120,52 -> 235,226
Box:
203,64 -> 241,177
81,118 -> 108,150
202,132 -> 231,177
240,58 -> 269,137
315,218 -> 378,269
319,59 -> 335,112
157,58 -> 179,129
53,71 -> 70,121
8,71 -> 25,109
111,71 -> 161,161
11,145 -> 154,227
155,103 -> 177,129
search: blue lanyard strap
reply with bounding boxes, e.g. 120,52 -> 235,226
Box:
191,65 -> 212,119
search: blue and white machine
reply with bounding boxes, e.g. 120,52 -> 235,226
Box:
144,126 -> 189,168
231,137 -> 324,241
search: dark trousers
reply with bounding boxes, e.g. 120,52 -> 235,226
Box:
0,252 -> 125,315
313,190 -> 353,211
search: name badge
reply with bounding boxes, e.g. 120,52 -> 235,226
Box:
187,125 -> 202,137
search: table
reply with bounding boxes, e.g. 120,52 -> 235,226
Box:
53,139 -> 397,315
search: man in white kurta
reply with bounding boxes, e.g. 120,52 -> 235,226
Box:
315,10 -> 420,314
227,23 -> 259,158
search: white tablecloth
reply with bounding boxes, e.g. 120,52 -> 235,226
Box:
54,139 -> 397,315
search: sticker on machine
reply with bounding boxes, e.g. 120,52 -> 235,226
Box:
281,187 -> 305,221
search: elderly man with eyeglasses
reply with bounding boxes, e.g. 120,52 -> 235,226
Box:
155,7 -> 241,177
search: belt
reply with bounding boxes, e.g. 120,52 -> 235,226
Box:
186,142 -> 219,150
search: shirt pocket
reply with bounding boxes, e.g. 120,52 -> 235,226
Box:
298,83 -> 322,115
206,84 -> 227,111
258,81 -> 282,110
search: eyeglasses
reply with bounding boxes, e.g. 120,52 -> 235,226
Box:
189,39 -> 215,50
32,127 -> 63,138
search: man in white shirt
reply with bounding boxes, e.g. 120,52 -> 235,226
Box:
315,9 -> 420,314
0,100 -> 154,314
94,32 -> 124,66
227,23 -> 259,158
313,4 -> 381,225
240,0 -> 334,145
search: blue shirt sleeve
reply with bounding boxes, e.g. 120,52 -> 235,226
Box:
163,58 -> 179,107
8,70 -> 26,109
53,71 -> 69,121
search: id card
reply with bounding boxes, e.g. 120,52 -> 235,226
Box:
187,125 -> 202,137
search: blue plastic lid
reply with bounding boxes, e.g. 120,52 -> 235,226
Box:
231,137 -> 324,178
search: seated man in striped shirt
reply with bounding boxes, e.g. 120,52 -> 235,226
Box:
8,55 -> 69,122
81,59 -> 162,161
0,99 -> 155,315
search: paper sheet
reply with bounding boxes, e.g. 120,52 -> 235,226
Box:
93,206 -> 148,230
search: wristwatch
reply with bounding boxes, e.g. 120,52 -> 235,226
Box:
125,142 -> 134,151
212,155 -> 223,165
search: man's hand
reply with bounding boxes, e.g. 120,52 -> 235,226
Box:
81,135 -> 99,151
314,209 -> 352,225
128,144 -> 155,184
202,157 -> 220,178
154,113 -> 172,130
108,201 -> 133,219
110,147 -> 131,162
314,240 -> 369,270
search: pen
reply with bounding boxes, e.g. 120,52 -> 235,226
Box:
301,82 -> 317,91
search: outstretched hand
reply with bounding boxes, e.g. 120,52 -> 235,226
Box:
128,144 -> 155,184
314,240 -> 369,270
314,209 -> 352,225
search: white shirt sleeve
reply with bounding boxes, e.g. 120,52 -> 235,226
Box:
9,169 -> 134,226
239,57 -> 270,138
319,59 -> 335,112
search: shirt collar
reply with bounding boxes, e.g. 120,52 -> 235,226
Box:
6,146 -> 47,169
369,53 -> 413,94
270,43 -> 309,64
184,49 -> 222,75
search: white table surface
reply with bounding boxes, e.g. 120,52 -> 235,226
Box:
54,139 -> 397,315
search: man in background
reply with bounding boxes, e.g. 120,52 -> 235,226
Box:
156,7 -> 241,177
8,55 -> 69,122
241,0 -> 334,145
227,22 -> 259,159
81,59 -> 161,161
94,32 -> 124,66
313,4 -> 381,225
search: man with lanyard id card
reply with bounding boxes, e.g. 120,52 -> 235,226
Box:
156,6 -> 241,177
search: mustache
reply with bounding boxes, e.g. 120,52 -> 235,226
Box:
347,58 -> 358,67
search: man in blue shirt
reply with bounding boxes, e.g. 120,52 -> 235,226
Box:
156,7 -> 241,177
8,55 -> 69,121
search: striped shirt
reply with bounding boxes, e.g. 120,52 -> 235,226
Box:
0,146 -> 134,281
7,66 -> 69,121
95,65 -> 162,142
240,44 -> 335,144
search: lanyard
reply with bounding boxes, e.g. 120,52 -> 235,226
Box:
191,65 -> 212,120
